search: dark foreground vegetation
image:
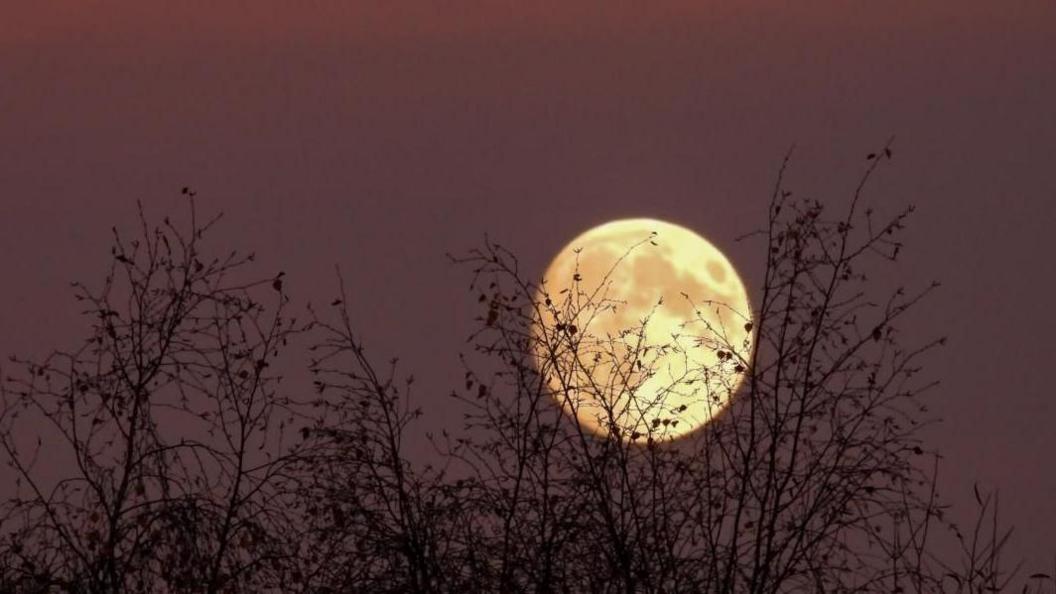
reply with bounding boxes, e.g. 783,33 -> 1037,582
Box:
2,148 -> 1051,593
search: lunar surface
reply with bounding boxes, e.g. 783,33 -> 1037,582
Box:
533,218 -> 753,441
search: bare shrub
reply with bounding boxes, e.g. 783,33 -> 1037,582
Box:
1,151 -> 1051,594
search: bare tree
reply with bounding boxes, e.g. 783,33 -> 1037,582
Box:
2,151 -> 1052,594
283,281 -> 465,593
444,144 -> 1052,594
1,197 -> 306,593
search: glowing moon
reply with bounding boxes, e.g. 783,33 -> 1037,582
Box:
533,218 -> 753,442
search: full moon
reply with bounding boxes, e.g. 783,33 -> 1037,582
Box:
533,218 -> 753,442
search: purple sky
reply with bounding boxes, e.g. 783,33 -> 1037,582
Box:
2,0 -> 1054,569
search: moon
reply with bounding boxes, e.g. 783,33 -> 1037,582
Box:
533,218 -> 753,442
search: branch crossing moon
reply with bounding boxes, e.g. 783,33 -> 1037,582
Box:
533,218 -> 753,442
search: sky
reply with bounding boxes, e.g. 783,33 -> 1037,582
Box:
2,0 -> 1054,569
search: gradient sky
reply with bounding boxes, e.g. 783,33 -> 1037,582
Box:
3,0 -> 1054,569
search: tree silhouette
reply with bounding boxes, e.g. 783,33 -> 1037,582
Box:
2,149 -> 1052,593
0,202 -> 308,592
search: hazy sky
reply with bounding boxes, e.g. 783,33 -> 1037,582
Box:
2,0 -> 1054,568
